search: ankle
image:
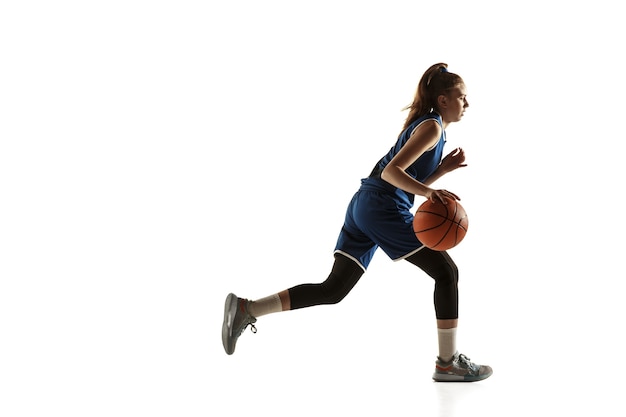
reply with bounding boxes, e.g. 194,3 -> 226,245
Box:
437,327 -> 457,362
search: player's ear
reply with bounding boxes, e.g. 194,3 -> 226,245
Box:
437,94 -> 447,109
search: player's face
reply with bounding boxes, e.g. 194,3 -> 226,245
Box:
444,84 -> 469,123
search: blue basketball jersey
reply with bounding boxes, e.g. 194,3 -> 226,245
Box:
361,112 -> 446,208
334,112 -> 447,269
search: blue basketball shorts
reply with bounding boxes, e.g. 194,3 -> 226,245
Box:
334,190 -> 425,270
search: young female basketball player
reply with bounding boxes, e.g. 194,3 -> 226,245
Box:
222,63 -> 492,382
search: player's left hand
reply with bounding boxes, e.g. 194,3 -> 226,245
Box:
440,147 -> 467,173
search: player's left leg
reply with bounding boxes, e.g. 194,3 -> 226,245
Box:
406,248 -> 492,382
222,253 -> 364,355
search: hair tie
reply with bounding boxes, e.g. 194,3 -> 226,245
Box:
427,67 -> 449,86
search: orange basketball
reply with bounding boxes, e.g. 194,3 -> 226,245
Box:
413,196 -> 468,251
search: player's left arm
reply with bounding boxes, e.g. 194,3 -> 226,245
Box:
422,147 -> 467,186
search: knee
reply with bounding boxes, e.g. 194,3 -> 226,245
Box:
320,256 -> 364,304
435,262 -> 459,287
319,272 -> 354,304
320,281 -> 348,304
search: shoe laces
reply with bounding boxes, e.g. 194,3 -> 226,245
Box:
457,353 -> 480,373
236,318 -> 257,337
458,353 -> 472,365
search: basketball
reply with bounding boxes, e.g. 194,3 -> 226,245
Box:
413,196 -> 468,251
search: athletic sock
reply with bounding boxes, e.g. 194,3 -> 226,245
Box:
437,327 -> 457,362
247,294 -> 282,318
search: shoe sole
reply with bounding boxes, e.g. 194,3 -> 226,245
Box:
222,293 -> 238,355
432,370 -> 493,382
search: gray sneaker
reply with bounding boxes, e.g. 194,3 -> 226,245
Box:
432,352 -> 493,382
222,293 -> 257,355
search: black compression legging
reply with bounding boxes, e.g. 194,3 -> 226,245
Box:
288,253 -> 364,310
287,249 -> 458,319
405,248 -> 459,320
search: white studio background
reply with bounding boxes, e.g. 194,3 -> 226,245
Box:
1,1 -> 624,416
